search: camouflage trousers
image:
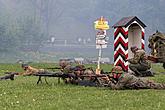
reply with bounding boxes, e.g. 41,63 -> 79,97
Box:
128,79 -> 165,89
108,73 -> 165,90
129,63 -> 150,76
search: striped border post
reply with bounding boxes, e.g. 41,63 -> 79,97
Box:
114,26 -> 145,72
113,16 -> 146,72
114,27 -> 128,71
141,28 -> 145,49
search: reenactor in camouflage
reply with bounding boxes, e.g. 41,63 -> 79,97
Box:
59,59 -> 86,84
108,66 -> 165,90
61,65 -> 101,87
68,67 -> 110,87
1,64 -> 46,80
75,68 -> 100,87
21,64 -> 45,76
148,31 -> 165,57
59,59 -> 73,73
1,63 -> 45,80
128,46 -> 152,77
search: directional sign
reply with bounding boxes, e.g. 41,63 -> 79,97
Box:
96,35 -> 108,49
94,16 -> 109,30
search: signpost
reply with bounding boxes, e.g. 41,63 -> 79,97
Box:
94,16 -> 109,74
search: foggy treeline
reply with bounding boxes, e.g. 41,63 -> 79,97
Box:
0,0 -> 165,62
0,0 -> 57,52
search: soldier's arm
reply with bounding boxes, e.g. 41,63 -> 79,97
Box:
108,81 -> 125,90
108,78 -> 125,90
22,70 -> 33,76
127,56 -> 139,64
17,72 -> 24,75
128,51 -> 144,64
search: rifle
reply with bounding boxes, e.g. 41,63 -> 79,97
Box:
79,73 -> 115,87
34,72 -> 72,78
4,72 -> 19,75
44,67 -> 61,70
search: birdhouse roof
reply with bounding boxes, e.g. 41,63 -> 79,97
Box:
112,16 -> 146,28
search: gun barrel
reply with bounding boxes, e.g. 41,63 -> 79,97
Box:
80,74 -> 108,77
4,72 -> 19,75
45,67 -> 61,70
35,72 -> 63,77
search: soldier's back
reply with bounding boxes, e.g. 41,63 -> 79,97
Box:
119,73 -> 139,85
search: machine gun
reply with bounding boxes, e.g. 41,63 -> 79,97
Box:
34,70 -> 113,86
34,72 -> 77,84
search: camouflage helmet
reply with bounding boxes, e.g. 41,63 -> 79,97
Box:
149,31 -> 165,43
21,63 -> 28,68
74,65 -> 85,71
111,66 -> 123,74
59,59 -> 70,68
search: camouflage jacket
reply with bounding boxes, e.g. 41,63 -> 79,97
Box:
108,73 -> 147,90
148,31 -> 165,56
128,49 -> 151,68
128,49 -> 145,64
62,64 -> 85,74
62,65 -> 74,73
109,72 -> 165,90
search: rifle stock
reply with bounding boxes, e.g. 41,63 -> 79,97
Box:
147,55 -> 158,62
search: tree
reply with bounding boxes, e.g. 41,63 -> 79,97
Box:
16,16 -> 45,52
30,0 -> 63,37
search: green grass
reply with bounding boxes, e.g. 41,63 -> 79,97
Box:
0,63 -> 165,110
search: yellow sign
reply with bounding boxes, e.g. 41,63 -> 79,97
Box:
94,16 -> 109,30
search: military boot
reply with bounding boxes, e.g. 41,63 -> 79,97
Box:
140,70 -> 154,77
9,74 -> 15,80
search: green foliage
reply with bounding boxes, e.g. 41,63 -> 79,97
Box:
0,63 -> 165,110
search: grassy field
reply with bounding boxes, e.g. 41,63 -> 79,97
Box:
0,63 -> 165,110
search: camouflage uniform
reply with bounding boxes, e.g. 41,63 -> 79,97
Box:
59,59 -> 73,73
62,66 -> 101,86
108,66 -> 165,90
128,47 -> 151,76
64,65 -> 87,84
73,68 -> 111,87
59,60 -> 86,84
148,31 -> 165,56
